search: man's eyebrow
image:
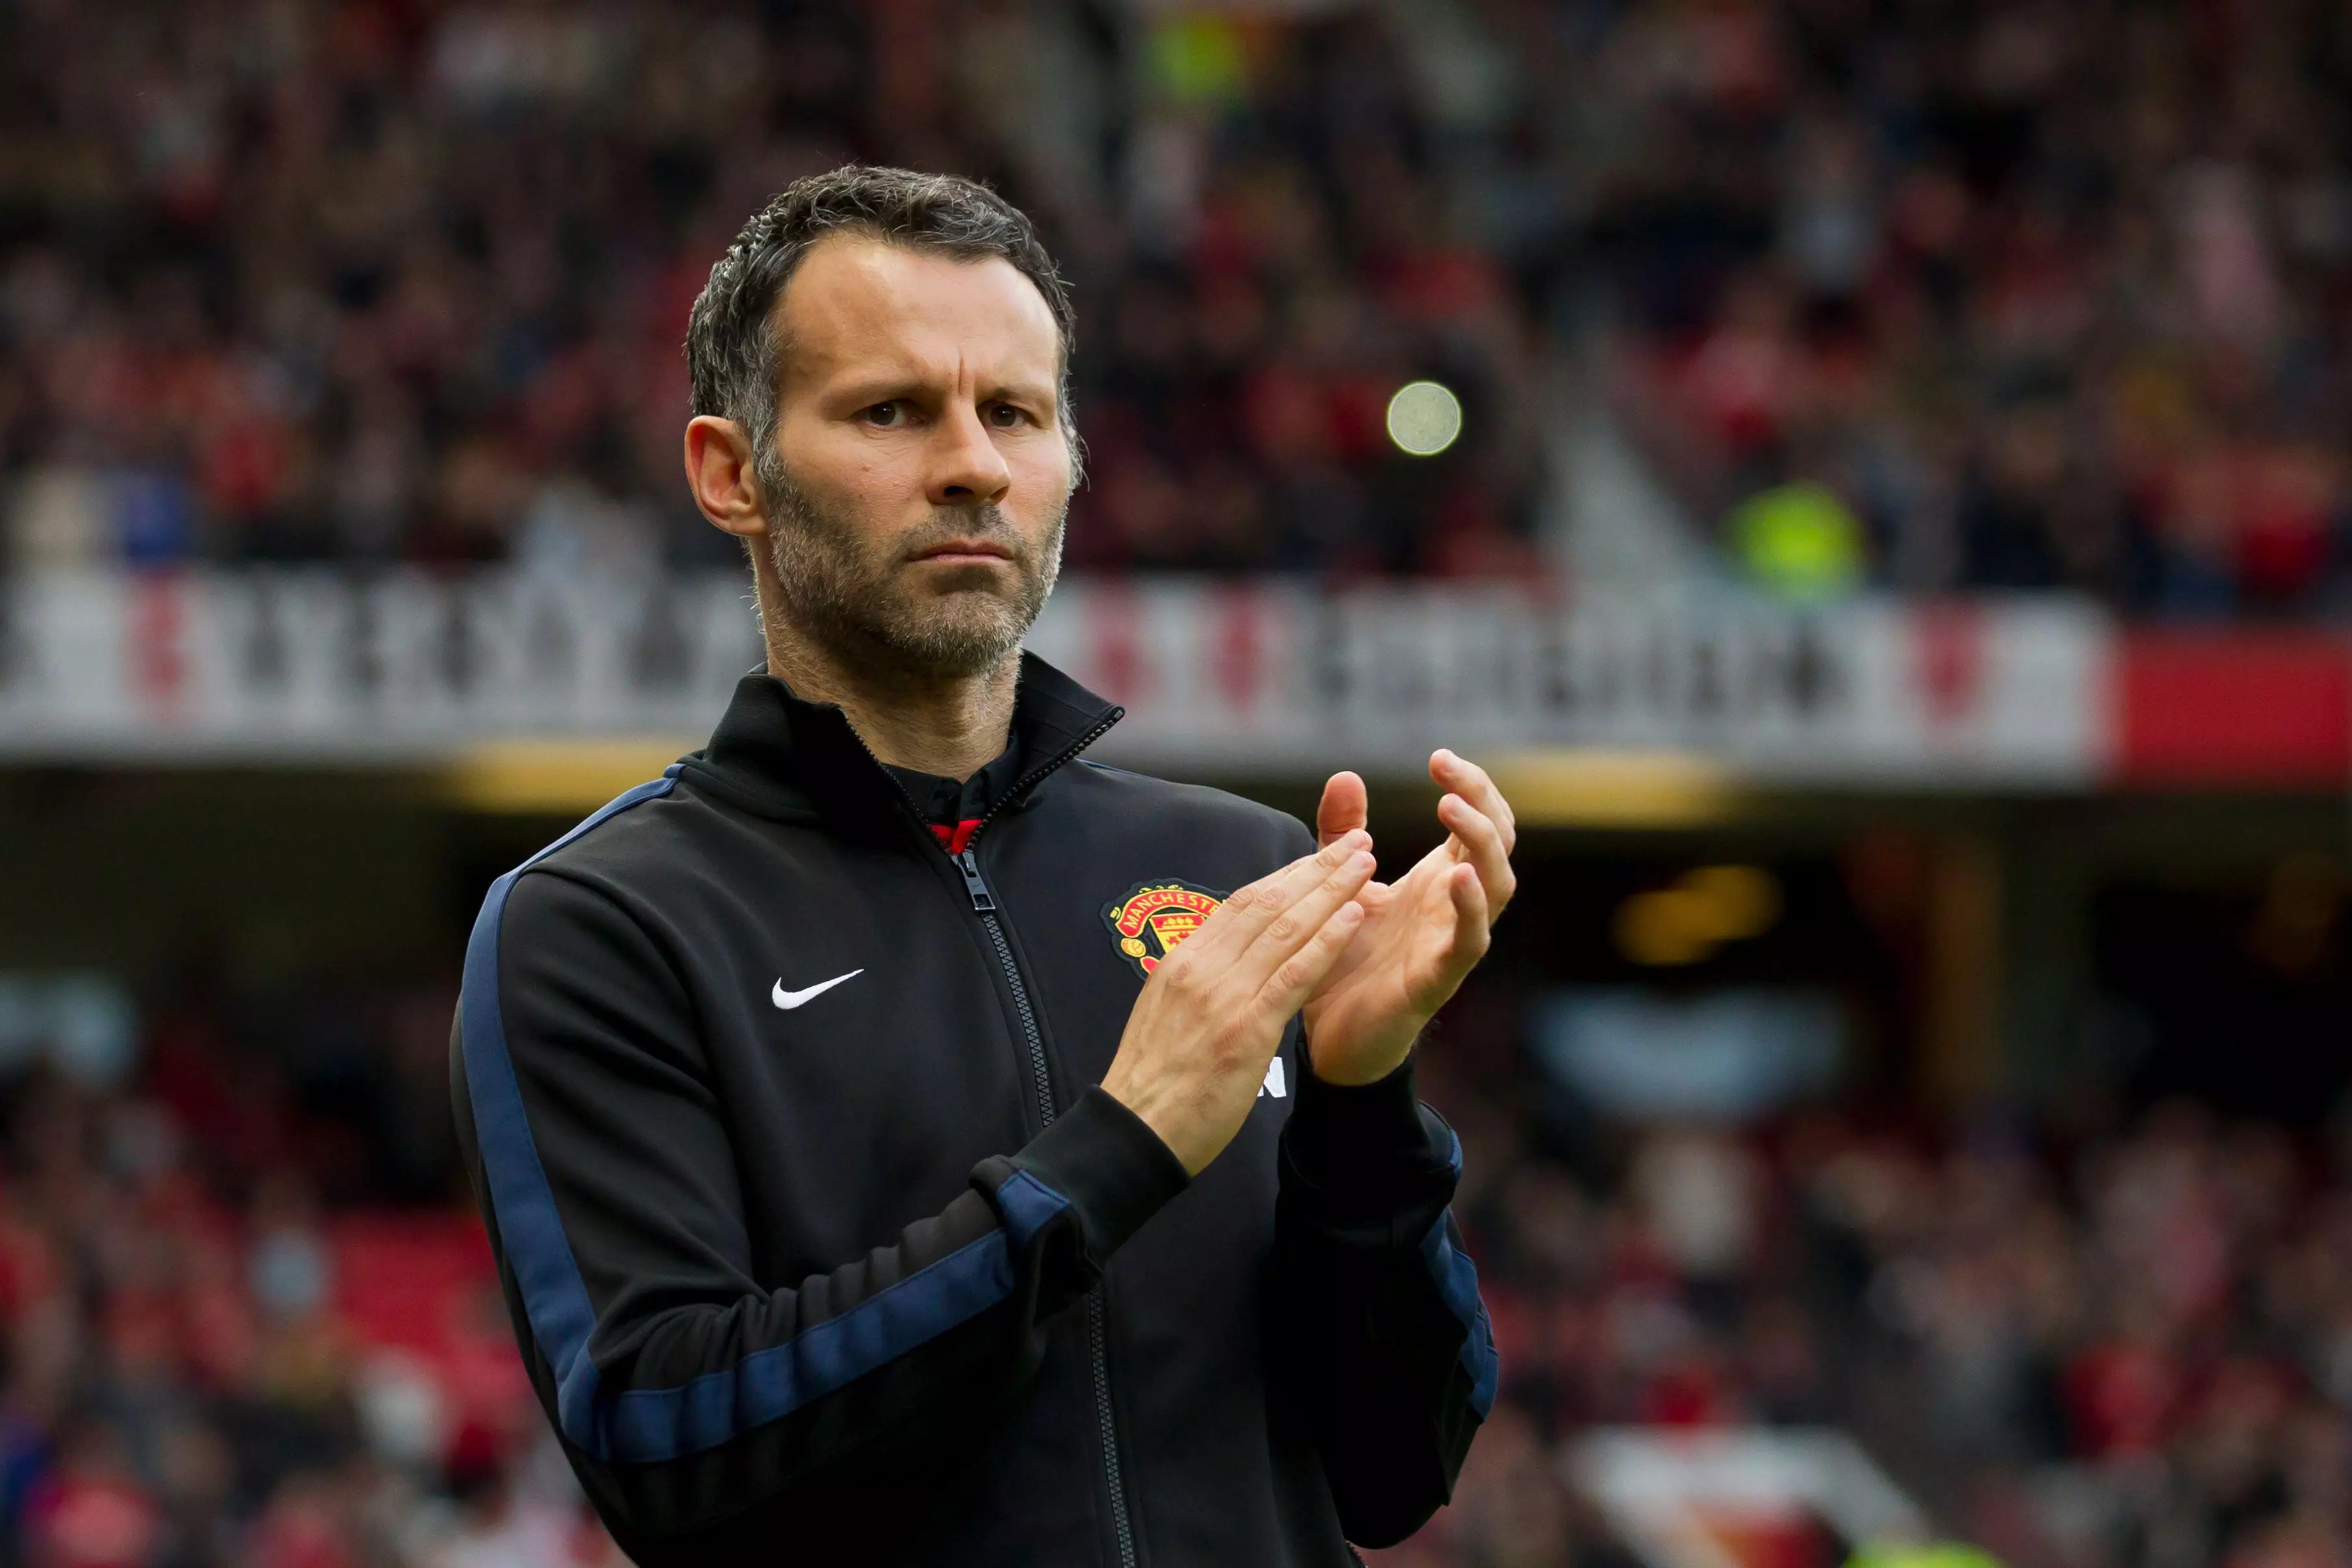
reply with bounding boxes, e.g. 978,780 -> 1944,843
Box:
814,365 -> 928,402
981,378 -> 1057,404
815,369 -> 1057,406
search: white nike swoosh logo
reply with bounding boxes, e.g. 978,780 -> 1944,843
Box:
772,970 -> 864,1010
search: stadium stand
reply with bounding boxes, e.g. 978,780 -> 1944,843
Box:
3,937 -> 2352,1565
3,3 -> 2351,1567
1586,0 -> 2352,613
0,0 -> 1544,579
5,1 -> 2349,604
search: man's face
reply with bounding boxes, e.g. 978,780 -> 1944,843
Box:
760,234 -> 1072,679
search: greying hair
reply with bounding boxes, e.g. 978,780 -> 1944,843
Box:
684,165 -> 1080,498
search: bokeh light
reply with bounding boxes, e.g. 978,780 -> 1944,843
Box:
1613,865 -> 1785,966
1386,381 -> 1463,456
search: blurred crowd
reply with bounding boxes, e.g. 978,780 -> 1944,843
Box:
1589,0 -> 2352,613
3,0 -> 2349,608
0,0 -> 1541,581
0,969 -> 625,1568
1384,1048 -> 2352,1568
11,956 -> 2352,1567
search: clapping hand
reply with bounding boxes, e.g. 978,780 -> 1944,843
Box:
1299,751 -> 1517,1086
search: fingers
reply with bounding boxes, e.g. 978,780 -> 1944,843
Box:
1431,749 -> 1515,852
1233,842 -> 1377,992
1437,790 -> 1517,923
1196,830 -> 1370,959
1257,897 -> 1366,1018
1429,861 -> 1491,996
1316,771 -> 1369,848
1392,861 -> 1492,1021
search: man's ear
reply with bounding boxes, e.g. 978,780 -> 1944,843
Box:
684,415 -> 767,539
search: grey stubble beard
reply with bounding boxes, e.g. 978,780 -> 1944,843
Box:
757,451 -> 1065,682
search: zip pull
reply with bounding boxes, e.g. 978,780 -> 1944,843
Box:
956,848 -> 998,913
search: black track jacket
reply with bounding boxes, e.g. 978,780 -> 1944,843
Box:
449,654 -> 1497,1567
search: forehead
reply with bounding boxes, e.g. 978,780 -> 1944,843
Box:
770,232 -> 1061,388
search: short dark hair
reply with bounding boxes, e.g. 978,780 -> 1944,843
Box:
684,165 -> 1078,488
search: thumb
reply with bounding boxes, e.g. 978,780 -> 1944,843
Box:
1316,771 -> 1369,848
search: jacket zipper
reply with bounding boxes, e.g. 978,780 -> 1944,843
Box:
957,842 -> 1140,1568
847,710 -> 1139,1568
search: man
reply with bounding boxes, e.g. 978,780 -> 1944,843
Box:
451,167 -> 1512,1567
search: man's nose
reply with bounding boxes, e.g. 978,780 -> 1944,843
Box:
926,403 -> 1013,508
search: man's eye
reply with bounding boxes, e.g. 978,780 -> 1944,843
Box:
987,403 -> 1024,427
863,402 -> 901,427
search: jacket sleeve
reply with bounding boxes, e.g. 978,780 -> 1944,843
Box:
1270,1054 -> 1500,1547
449,863 -> 1188,1561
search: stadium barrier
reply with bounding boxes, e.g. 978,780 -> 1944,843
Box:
1,569 -> 2343,794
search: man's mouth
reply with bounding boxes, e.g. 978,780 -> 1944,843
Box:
911,539 -> 1015,565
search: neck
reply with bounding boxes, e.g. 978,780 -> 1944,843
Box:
763,611 -> 1018,782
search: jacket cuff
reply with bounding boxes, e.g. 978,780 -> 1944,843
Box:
1283,1056 -> 1454,1197
1000,1087 -> 1190,1267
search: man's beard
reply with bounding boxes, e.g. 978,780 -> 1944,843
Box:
759,460 -> 1064,680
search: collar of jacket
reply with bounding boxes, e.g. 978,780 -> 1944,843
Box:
677,650 -> 1124,839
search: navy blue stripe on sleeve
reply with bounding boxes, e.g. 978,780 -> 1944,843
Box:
459,774 -> 679,1461
1420,1130 -> 1499,1418
456,771 -> 1071,1464
992,1169 -> 1072,1250
603,1229 -> 1016,1459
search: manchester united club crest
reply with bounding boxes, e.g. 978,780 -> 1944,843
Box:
1102,880 -> 1227,979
